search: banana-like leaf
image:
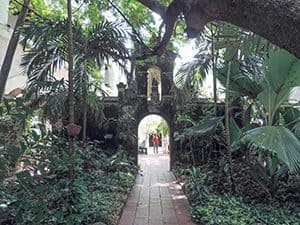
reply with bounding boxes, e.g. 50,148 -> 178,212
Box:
242,126 -> 300,174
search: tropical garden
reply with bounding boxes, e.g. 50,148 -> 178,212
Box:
0,0 -> 300,225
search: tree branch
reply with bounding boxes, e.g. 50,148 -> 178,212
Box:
136,0 -> 167,19
107,0 -> 152,53
139,0 -> 300,58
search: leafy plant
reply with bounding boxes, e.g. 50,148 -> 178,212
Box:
179,166 -> 300,225
21,16 -> 128,141
216,49 -> 300,195
0,123 -> 137,225
191,193 -> 300,225
0,98 -> 34,181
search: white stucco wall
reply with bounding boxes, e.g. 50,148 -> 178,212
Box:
0,25 -> 27,94
0,0 -> 9,26
0,0 -> 27,94
290,87 -> 300,103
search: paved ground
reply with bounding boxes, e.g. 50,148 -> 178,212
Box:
118,151 -> 196,225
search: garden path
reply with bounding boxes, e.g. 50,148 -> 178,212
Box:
118,151 -> 196,225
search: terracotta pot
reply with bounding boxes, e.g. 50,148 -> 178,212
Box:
66,123 -> 81,136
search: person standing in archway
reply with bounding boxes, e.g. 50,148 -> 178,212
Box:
153,134 -> 159,154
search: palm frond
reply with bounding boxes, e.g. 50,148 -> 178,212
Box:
175,117 -> 223,141
216,62 -> 263,99
243,126 -> 300,174
175,51 -> 212,89
87,21 -> 129,62
265,49 -> 300,92
257,49 -> 300,125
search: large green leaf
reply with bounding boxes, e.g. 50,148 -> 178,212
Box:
257,81 -> 291,125
242,126 -> 300,174
257,49 -> 300,125
265,49 -> 300,92
217,62 -> 262,99
229,118 -> 242,145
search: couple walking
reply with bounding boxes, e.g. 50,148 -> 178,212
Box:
152,134 -> 159,154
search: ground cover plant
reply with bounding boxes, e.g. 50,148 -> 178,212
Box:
0,100 -> 137,225
176,165 -> 300,225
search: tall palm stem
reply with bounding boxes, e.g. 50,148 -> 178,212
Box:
82,61 -> 88,146
225,61 -> 235,192
211,24 -> 217,115
82,91 -> 87,145
67,0 -> 75,180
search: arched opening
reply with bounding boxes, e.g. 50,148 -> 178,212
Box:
137,114 -> 170,169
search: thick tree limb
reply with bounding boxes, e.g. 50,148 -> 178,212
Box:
136,0 -> 184,56
189,0 -> 300,58
137,0 -> 167,18
138,0 -> 300,58
153,0 -> 182,55
107,0 -> 152,53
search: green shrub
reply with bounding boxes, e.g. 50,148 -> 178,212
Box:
1,126 -> 137,225
191,194 -> 300,225
179,167 -> 300,225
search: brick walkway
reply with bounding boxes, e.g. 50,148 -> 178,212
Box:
118,153 -> 196,225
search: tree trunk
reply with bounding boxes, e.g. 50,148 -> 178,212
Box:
187,0 -> 300,58
67,0 -> 75,180
82,86 -> 87,146
211,24 -> 217,115
0,0 -> 30,101
138,0 -> 300,58
225,61 -> 235,192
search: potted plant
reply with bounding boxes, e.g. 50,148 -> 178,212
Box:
66,123 -> 81,136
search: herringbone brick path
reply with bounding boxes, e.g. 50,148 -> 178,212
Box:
118,153 -> 196,225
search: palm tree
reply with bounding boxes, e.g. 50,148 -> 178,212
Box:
175,22 -> 270,112
20,17 -> 128,143
175,24 -> 215,104
218,49 -> 300,176
242,49 -> 300,174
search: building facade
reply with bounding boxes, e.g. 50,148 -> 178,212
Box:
0,0 -> 27,94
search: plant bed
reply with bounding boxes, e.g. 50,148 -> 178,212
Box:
0,130 -> 137,225
175,162 -> 300,225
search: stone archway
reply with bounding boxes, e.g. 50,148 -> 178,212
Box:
134,109 -> 176,170
137,114 -> 169,154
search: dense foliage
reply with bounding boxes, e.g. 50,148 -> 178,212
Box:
177,167 -> 300,225
174,26 -> 300,222
3,1 -> 300,225
0,99 -> 137,225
